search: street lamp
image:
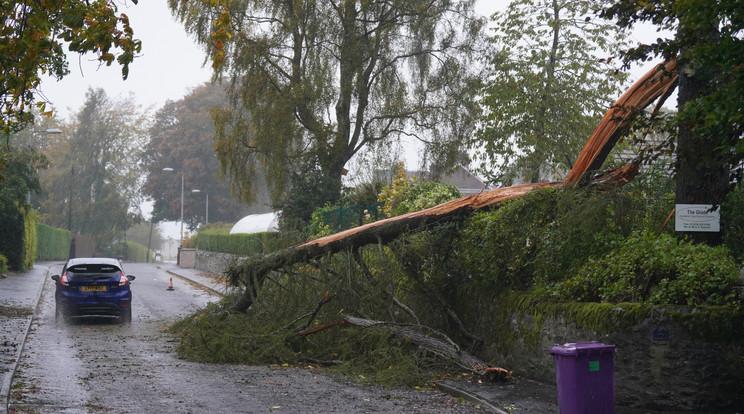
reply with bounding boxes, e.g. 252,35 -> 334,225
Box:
162,167 -> 184,246
191,189 -> 208,225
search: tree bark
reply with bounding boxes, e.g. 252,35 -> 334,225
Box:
674,28 -> 728,244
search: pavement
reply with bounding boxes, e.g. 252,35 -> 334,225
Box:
156,262 -> 232,297
0,263 -> 56,414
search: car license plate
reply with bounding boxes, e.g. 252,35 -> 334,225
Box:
80,286 -> 107,292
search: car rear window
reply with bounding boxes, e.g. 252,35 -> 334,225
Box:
66,264 -> 121,280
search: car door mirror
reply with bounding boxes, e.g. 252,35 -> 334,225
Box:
127,275 -> 136,281
51,275 -> 60,282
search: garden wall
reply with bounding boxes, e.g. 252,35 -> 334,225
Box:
194,249 -> 244,275
478,300 -> 744,411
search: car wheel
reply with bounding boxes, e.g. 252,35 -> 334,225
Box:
120,307 -> 132,324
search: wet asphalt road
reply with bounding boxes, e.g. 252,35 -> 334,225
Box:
9,263 -> 482,414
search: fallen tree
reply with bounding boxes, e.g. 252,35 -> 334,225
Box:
227,59 -> 679,313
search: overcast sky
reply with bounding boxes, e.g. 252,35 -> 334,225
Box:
40,1 -> 662,121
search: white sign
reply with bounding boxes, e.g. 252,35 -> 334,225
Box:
675,204 -> 720,232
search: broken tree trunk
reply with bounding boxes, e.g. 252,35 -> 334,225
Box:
227,60 -> 679,312
297,314 -> 510,379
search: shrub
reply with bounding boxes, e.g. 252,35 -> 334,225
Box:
554,231 -> 740,306
22,208 -> 38,270
36,223 -> 72,261
125,240 -> 153,262
392,181 -> 460,216
0,201 -> 25,270
0,254 -> 8,274
723,184 -> 744,262
455,188 -> 650,290
193,230 -> 286,256
378,164 -> 460,218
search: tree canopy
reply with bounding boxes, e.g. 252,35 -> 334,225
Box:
473,0 -> 628,185
38,88 -> 145,251
0,0 -> 140,133
169,0 -> 484,219
143,83 -> 269,229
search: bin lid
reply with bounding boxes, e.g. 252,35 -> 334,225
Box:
550,341 -> 615,356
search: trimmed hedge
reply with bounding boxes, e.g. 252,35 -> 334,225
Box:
22,209 -> 37,270
126,240 -> 153,263
193,230 -> 281,256
36,223 -> 71,261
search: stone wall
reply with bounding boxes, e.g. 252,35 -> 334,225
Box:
480,305 -> 744,411
194,249 -> 245,275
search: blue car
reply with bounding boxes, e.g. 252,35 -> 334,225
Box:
51,257 -> 136,323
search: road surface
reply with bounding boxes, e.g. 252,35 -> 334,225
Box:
9,263 -> 482,413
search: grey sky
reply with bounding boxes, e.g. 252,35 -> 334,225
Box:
40,0 -> 664,121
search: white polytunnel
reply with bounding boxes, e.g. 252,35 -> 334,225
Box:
229,212 -> 281,234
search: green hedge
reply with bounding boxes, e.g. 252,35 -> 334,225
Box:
22,209 -> 37,270
193,230 -> 281,256
0,254 -> 8,274
36,223 -> 71,261
125,240 -> 153,262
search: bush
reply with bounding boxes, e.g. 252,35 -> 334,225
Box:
377,165 -> 460,217
0,254 -> 8,274
0,201 -> 25,270
22,208 -> 38,270
723,184 -> 744,262
455,188 -> 653,290
193,229 -> 285,256
554,231 -> 740,306
36,223 -> 72,261
125,240 -> 153,262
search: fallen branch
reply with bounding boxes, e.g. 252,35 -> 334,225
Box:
298,314 -> 510,379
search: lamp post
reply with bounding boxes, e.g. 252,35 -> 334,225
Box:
191,189 -> 208,225
162,167 -> 184,246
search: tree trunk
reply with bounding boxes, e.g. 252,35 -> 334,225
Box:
675,29 -> 728,244
529,0 -> 561,183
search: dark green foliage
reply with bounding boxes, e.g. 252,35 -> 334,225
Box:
171,248 -> 447,387
0,148 -> 44,270
722,185 -> 744,261
193,229 -> 285,256
554,231 -> 739,306
22,210 -> 37,270
455,188 -> 660,290
125,241 -> 153,263
36,223 -> 72,261
278,158 -> 345,229
0,202 -> 24,270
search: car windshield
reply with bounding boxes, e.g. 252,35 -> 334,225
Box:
66,264 -> 121,281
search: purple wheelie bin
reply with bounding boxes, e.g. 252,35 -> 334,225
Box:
550,342 -> 616,414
